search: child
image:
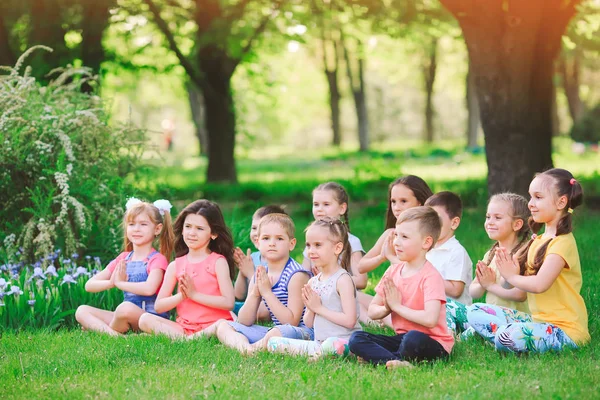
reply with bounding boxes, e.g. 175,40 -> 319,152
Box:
75,198 -> 174,336
207,213 -> 312,353
138,199 -> 236,338
348,207 -> 454,369
357,175 -> 433,326
233,204 -> 287,318
468,169 -> 590,352
424,191 -> 473,333
268,218 -> 361,358
302,182 -> 369,322
468,193 -> 531,313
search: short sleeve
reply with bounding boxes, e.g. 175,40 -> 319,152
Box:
374,263 -> 400,296
146,253 -> 169,273
348,234 -> 365,254
546,235 -> 578,270
422,266 -> 447,304
442,249 -> 472,283
106,252 -> 129,273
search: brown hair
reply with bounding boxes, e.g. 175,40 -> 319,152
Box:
306,217 -> 352,272
425,191 -> 463,220
313,182 -> 351,231
396,206 -> 441,250
173,199 -> 236,279
385,175 -> 433,229
123,202 -> 174,260
258,213 -> 295,239
483,193 -> 531,266
254,204 -> 287,220
516,168 -> 583,276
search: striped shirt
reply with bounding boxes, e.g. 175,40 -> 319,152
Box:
263,257 -> 311,326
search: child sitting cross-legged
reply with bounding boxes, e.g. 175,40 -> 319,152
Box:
348,206 -> 454,369
205,213 -> 313,353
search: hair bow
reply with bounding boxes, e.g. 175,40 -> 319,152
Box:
125,197 -> 143,210
153,199 -> 173,216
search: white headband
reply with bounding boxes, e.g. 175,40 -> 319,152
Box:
126,197 -> 173,216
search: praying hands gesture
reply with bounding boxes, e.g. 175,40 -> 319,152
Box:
112,260 -> 128,289
234,247 -> 255,279
255,266 -> 272,296
496,247 -> 520,282
382,278 -> 401,310
178,273 -> 197,301
380,231 -> 397,263
302,284 -> 322,313
475,261 -> 496,289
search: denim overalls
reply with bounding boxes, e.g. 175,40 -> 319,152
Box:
123,251 -> 169,319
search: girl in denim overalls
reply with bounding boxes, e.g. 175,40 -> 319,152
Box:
138,199 -> 236,339
76,199 -> 174,336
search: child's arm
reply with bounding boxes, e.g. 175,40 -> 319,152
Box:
237,277 -> 262,326
367,293 -> 391,320
382,278 -> 440,328
473,261 -> 526,301
113,262 -> 165,296
259,268 -> 309,326
155,262 -> 184,313
233,248 -> 254,300
496,248 -> 565,294
84,267 -> 115,293
350,252 -> 368,290
444,280 -> 465,298
469,278 -> 486,300
304,274 -> 358,329
182,258 -> 235,310
303,304 -> 316,328
357,229 -> 399,274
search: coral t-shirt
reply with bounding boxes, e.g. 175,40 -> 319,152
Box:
375,261 -> 455,354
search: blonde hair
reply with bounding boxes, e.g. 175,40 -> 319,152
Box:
258,213 -> 295,239
123,202 -> 174,260
396,206 -> 441,249
306,218 -> 351,272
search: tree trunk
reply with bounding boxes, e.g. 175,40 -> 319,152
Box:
440,0 -> 578,196
342,36 -> 369,152
198,47 -> 237,183
186,81 -> 209,156
80,0 -> 114,93
466,60 -> 480,148
423,38 -> 438,143
0,13 -> 15,67
551,80 -> 560,137
326,68 -> 342,146
559,51 -> 585,124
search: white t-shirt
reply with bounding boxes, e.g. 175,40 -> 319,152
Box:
426,236 -> 473,305
303,233 -> 364,263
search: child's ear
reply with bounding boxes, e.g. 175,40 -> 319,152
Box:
422,235 -> 434,250
450,216 -> 461,231
340,202 -> 348,216
512,218 -> 524,232
334,241 -> 344,256
556,194 -> 568,211
289,237 -> 297,251
154,223 -> 163,236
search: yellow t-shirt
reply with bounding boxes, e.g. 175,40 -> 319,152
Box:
526,233 -> 590,344
474,251 -> 530,313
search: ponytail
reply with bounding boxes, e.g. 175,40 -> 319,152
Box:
158,211 -> 174,261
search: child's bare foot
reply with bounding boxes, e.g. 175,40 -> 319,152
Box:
385,360 -> 413,370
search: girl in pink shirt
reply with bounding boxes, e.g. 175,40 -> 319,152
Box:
349,206 -> 454,369
139,200 -> 235,338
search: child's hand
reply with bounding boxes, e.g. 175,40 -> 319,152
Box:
302,284 -> 322,313
255,266 -> 272,295
179,274 -> 196,299
383,278 -> 401,310
249,276 -> 261,299
381,231 -> 395,262
496,247 -> 519,279
310,263 -> 320,277
476,261 -> 495,289
113,260 -> 128,287
235,247 -> 255,278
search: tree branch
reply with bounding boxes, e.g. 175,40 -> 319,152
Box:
142,0 -> 203,88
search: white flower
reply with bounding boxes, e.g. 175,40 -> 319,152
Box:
72,266 -> 89,278
0,278 -> 7,289
153,199 -> 173,216
6,285 -> 23,296
45,265 -> 58,277
28,267 -> 46,283
125,197 -> 143,210
61,274 -> 77,285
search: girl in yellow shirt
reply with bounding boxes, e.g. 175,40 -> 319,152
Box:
468,168 -> 589,352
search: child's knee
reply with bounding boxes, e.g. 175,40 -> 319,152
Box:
114,302 -> 140,320
138,313 -> 153,331
75,305 -> 91,323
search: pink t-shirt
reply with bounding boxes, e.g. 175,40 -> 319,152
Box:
106,250 -> 168,294
375,261 -> 455,354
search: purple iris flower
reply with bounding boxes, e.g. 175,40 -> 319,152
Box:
6,285 -> 23,296
61,275 -> 77,285
45,265 -> 58,277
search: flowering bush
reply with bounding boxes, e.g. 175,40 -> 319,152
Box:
0,46 -> 146,263
0,250 -> 123,331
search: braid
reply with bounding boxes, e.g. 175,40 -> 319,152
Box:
485,242 -> 499,266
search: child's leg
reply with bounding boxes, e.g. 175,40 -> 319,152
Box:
267,337 -> 322,356
252,324 -> 313,351
75,305 -> 120,336
109,301 -> 145,333
396,330 -> 448,363
445,298 -> 469,333
494,323 -> 577,353
138,313 -> 185,338
320,337 -> 352,357
467,303 -> 532,342
216,321 -> 267,353
348,331 -> 404,365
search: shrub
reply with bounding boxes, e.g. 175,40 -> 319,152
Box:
0,47 -> 146,263
570,103 -> 600,144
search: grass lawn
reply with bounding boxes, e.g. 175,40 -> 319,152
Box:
2,141 -> 600,398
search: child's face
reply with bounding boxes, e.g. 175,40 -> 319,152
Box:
126,212 -> 161,248
250,216 -> 261,248
390,184 -> 420,219
305,225 -> 343,269
312,190 -> 347,221
528,176 -> 567,224
431,205 -> 459,244
257,222 -> 296,262
182,214 -> 213,251
485,200 -> 521,242
393,220 -> 431,261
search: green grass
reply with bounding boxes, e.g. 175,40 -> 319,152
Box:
3,141 -> 600,398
